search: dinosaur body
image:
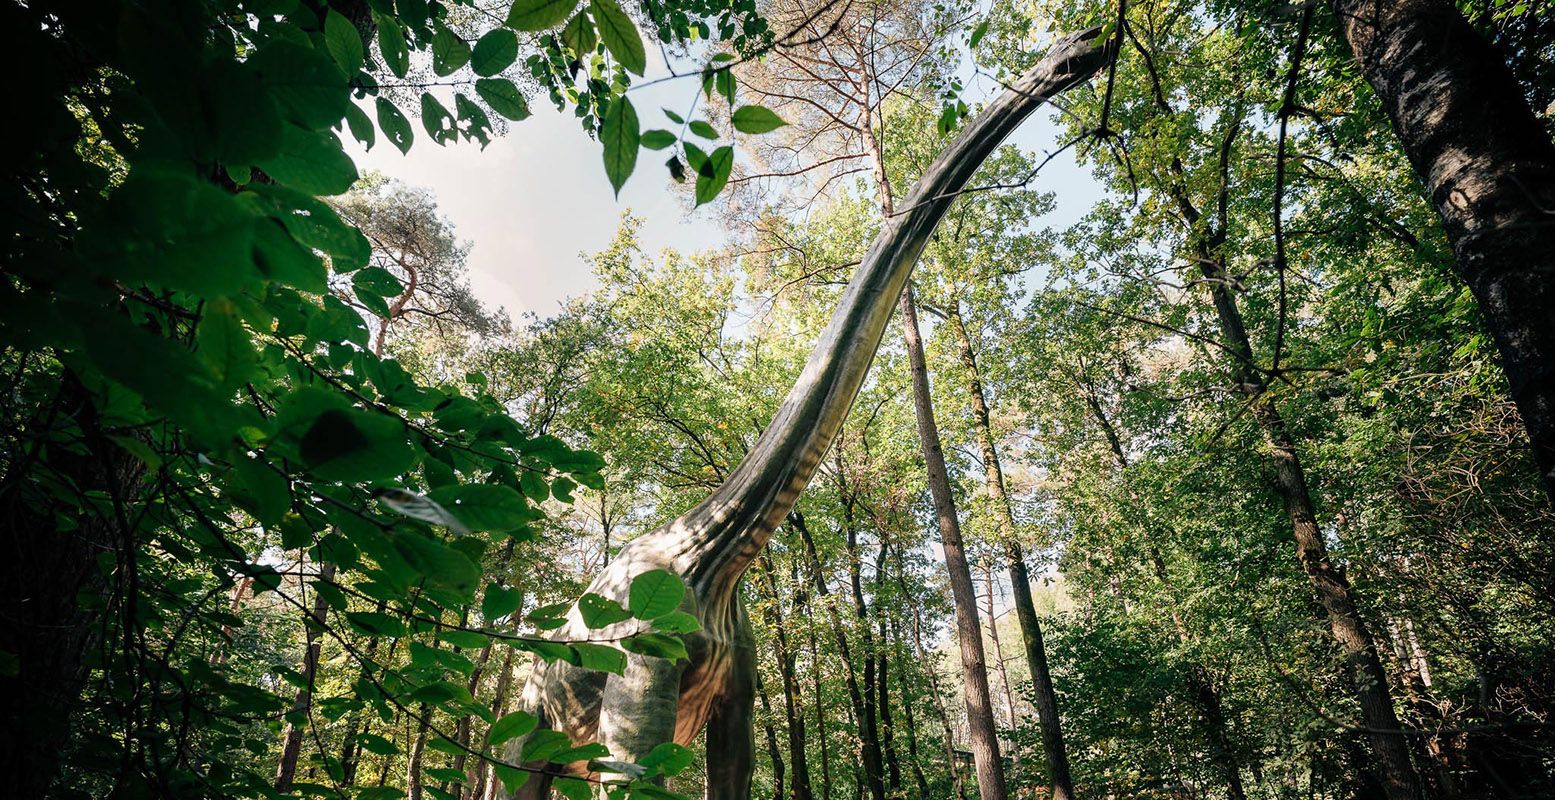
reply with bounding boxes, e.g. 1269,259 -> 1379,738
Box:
502,29 -> 1108,798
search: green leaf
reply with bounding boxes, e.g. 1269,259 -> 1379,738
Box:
258,125 -> 358,195
730,105 -> 786,134
426,484 -> 534,533
571,642 -> 626,675
482,583 -> 524,620
488,710 -> 539,746
650,611 -> 699,634
475,78 -> 531,121
377,98 -> 414,154
600,95 -> 640,196
249,42 -> 350,130
640,742 -> 694,776
345,101 -> 376,150
392,531 -> 481,596
196,298 -> 256,390
421,92 -> 457,144
693,145 -> 733,206
228,455 -> 290,526
520,729 -> 573,762
641,129 -> 676,150
296,407 -> 415,483
561,11 -> 598,55
519,470 -> 549,503
78,170 -> 259,299
345,611 -> 406,637
439,629 -> 491,649
432,28 -> 472,76
628,570 -> 683,619
472,29 -> 520,76
577,593 -> 632,629
378,16 -> 410,78
969,18 -> 989,48
621,632 -> 689,662
324,10 -> 364,73
552,777 -> 593,800
507,0 -> 580,32
356,732 -> 399,755
689,120 -> 717,139
590,0 -> 645,76
353,266 -> 405,298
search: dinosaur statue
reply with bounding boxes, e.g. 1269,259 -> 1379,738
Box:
503,28 -> 1108,799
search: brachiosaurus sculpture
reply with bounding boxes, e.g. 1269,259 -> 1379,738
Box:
504,29 -> 1107,799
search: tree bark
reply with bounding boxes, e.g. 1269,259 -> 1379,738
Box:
947,309 -> 1075,800
274,560 -> 337,793
755,665 -> 787,800
899,287 -> 1009,800
1332,0 -> 1555,504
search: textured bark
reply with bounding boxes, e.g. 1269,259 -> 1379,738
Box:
1332,0 -> 1555,504
899,287 -> 1008,800
274,561 -> 337,793
948,309 -> 1075,800
498,31 -> 1107,797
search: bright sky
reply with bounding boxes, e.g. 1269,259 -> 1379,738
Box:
346,61 -> 1103,321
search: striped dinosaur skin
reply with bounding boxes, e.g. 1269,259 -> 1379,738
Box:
500,29 -> 1108,799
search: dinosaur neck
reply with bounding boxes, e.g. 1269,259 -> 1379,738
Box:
648,29 -> 1108,605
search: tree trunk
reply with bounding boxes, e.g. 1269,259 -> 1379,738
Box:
274,560 -> 337,793
406,707 -> 431,800
756,665 -> 787,800
892,621 -> 933,798
838,489 -> 887,800
898,287 -> 1009,800
759,560 -> 814,800
948,309 -> 1075,800
794,514 -> 885,800
1194,242 -> 1420,800
875,616 -> 902,793
1332,0 -> 1555,504
0,376 -> 146,799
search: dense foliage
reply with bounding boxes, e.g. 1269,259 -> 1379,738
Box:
4,0 -> 1554,798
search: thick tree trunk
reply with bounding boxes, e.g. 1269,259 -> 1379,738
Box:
947,309 -> 1076,800
1332,0 -> 1555,503
274,561 -> 337,793
899,287 -> 1009,800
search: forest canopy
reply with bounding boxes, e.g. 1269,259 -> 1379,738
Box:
2,1 -> 1553,800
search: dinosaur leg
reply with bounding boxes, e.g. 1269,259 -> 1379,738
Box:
597,649 -> 686,784
705,605 -> 755,800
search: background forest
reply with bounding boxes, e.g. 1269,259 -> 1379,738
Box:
3,0 -> 1553,799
